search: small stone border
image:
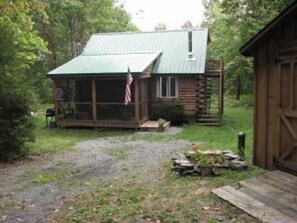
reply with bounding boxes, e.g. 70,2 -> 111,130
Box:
172,149 -> 248,176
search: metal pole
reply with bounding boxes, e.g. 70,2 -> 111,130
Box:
238,132 -> 245,160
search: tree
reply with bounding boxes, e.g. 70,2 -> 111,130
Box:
37,0 -> 137,69
181,20 -> 193,30
154,22 -> 167,31
203,0 -> 294,98
0,0 -> 48,161
32,0 -> 137,103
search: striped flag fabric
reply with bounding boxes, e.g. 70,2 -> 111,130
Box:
124,67 -> 133,105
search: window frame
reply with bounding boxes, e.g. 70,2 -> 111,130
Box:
157,76 -> 178,98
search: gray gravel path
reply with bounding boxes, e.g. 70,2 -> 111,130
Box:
0,128 -> 192,223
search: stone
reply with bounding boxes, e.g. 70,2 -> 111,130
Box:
184,151 -> 196,159
199,164 -> 212,176
212,167 -> 228,176
229,159 -> 248,170
224,153 -> 239,160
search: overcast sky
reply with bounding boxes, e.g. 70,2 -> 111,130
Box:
123,0 -> 205,31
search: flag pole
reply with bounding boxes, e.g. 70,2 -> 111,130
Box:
124,66 -> 133,105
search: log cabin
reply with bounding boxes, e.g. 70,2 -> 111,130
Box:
240,2 -> 297,173
47,29 -> 223,129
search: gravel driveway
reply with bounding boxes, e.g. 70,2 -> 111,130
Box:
0,127 -> 192,223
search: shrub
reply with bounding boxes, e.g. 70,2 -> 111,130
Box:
0,92 -> 35,161
151,102 -> 185,125
239,94 -> 254,108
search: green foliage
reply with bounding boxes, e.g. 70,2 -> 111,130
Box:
37,0 -> 137,69
175,105 -> 253,161
0,1 -> 47,161
151,102 -> 185,125
0,92 -> 35,161
239,94 -> 254,108
192,152 -> 225,165
154,22 -> 167,31
204,0 -> 294,97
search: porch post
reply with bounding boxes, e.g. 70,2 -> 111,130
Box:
92,79 -> 97,121
53,80 -> 58,122
134,79 -> 140,123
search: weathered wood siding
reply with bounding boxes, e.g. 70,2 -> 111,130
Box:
252,10 -> 297,170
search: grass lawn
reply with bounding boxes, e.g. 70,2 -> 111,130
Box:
27,103 -> 264,223
176,103 -> 254,162
29,115 -> 133,154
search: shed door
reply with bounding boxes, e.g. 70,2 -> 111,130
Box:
276,58 -> 297,172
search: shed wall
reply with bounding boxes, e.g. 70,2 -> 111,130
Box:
253,10 -> 297,169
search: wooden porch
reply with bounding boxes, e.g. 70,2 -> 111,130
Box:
53,77 -> 150,129
212,170 -> 297,223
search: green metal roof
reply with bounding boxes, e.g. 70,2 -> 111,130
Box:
47,29 -> 208,76
47,52 -> 161,76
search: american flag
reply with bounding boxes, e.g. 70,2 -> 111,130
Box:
124,67 -> 133,105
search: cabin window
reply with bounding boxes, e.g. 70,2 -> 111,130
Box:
157,76 -> 178,98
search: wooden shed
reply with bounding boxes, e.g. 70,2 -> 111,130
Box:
241,2 -> 297,173
47,29 -> 223,129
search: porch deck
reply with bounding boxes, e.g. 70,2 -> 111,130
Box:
139,120 -> 170,132
212,170 -> 297,223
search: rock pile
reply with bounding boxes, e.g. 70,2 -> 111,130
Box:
172,149 -> 248,176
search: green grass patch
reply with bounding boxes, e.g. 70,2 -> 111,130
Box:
29,115 -> 133,154
107,147 -> 130,159
175,105 -> 253,162
32,173 -> 58,185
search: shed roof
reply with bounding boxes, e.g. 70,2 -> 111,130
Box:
240,1 -> 297,56
47,29 -> 209,77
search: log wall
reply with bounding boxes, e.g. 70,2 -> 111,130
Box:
150,76 -> 200,117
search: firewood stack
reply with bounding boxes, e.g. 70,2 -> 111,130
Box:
172,147 -> 248,176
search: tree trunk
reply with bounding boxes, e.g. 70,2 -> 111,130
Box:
236,75 -> 241,100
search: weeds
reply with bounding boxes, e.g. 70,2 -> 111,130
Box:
107,147 -> 130,159
32,174 -> 58,185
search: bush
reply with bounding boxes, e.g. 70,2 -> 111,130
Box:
239,94 -> 254,108
0,92 -> 35,161
226,94 -> 254,108
151,102 -> 185,125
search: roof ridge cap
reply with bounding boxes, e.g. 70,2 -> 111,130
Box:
91,28 -> 208,36
82,51 -> 162,56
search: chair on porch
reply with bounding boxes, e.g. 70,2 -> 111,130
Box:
45,108 -> 55,127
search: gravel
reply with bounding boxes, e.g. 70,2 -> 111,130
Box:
0,128 -> 192,223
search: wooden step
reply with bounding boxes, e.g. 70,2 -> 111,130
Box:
197,118 -> 220,122
139,121 -> 170,132
197,122 -> 221,126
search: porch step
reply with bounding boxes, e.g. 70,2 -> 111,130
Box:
139,120 -> 171,132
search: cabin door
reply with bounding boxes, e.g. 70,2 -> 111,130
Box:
276,57 -> 297,172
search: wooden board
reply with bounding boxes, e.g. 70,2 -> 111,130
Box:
239,178 -> 297,218
212,186 -> 296,223
139,120 -> 170,132
212,171 -> 297,223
